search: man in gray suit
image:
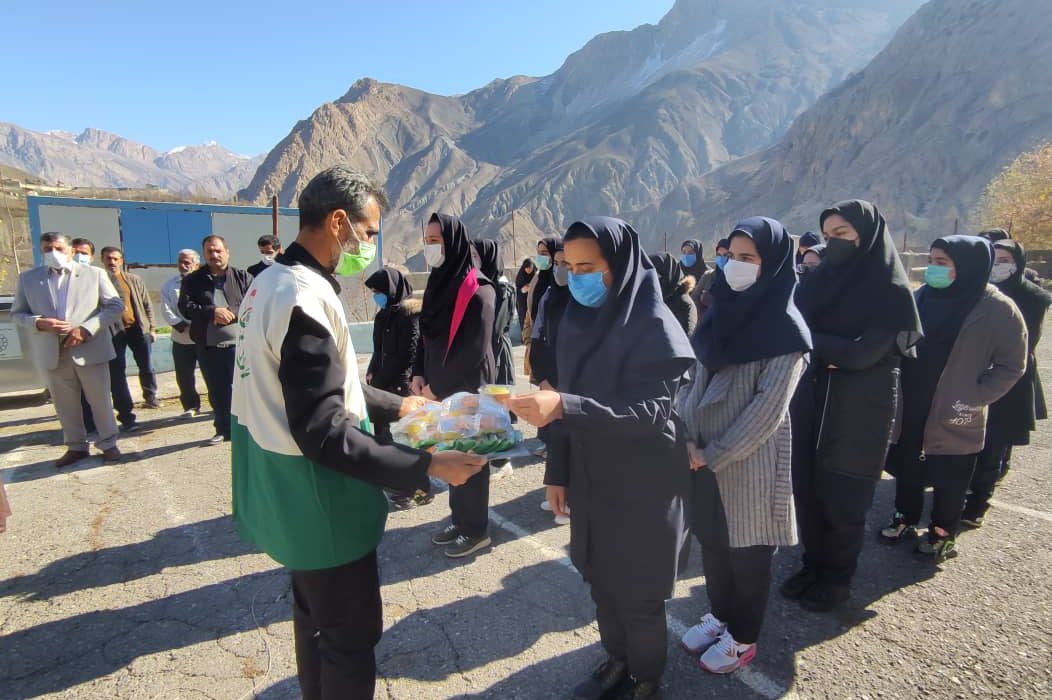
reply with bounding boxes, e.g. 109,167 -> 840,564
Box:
12,232 -> 126,467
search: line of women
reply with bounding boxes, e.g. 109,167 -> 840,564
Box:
504,200 -> 1042,700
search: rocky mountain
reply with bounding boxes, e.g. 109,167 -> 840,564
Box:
240,0 -> 924,264
632,0 -> 1052,249
0,124 -> 263,199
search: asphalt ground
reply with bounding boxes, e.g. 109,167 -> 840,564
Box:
1,345 -> 1050,699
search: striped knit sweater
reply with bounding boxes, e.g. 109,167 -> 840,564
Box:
675,353 -> 804,548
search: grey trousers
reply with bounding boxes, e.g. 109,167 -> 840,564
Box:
47,351 -> 119,451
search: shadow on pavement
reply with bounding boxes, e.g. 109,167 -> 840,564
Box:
0,515 -> 252,602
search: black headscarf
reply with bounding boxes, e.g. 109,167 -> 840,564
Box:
556,217 -> 695,393
365,267 -> 413,306
679,239 -> 707,278
796,230 -> 822,264
515,258 -> 535,289
530,237 -> 563,319
798,200 -> 921,346
471,238 -> 502,282
420,213 -> 486,338
802,243 -> 826,261
979,228 -> 1010,243
992,240 -> 1028,290
694,217 -> 812,372
715,238 -> 730,252
649,253 -> 687,299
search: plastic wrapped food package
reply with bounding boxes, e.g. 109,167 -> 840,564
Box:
392,390 -> 524,458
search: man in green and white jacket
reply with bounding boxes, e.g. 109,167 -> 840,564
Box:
231,166 -> 485,700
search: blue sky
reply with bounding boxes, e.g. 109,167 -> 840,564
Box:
3,1 -> 672,155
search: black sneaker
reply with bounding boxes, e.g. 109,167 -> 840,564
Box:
916,530 -> 958,563
143,399 -> 162,409
780,567 -> 818,600
431,523 -> 460,546
444,533 -> 492,558
413,490 -> 435,506
121,423 -> 140,433
572,655 -> 629,700
799,582 -> 849,613
389,494 -> 416,511
879,512 -> 918,543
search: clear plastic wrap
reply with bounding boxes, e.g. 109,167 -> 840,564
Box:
392,389 -> 524,459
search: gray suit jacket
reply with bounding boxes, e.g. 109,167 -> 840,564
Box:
12,265 -> 125,370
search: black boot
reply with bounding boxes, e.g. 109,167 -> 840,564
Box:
631,678 -> 663,699
572,655 -> 629,700
800,581 -> 850,613
779,567 -> 818,600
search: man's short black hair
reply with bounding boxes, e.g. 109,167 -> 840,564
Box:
257,234 -> 281,249
70,237 -> 95,254
40,232 -> 71,248
100,246 -> 123,259
202,234 -> 228,249
298,166 -> 388,229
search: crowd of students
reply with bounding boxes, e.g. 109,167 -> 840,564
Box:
361,196 -> 1045,699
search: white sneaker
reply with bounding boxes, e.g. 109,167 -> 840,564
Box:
681,613 -> 726,654
698,630 -> 757,674
553,514 -> 570,525
540,500 -> 553,512
490,463 -> 513,481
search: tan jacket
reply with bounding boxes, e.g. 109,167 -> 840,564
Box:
919,286 -> 1027,456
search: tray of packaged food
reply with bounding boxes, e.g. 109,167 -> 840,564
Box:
392,386 -> 527,461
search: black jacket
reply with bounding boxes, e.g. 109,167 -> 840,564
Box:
792,328 -> 902,480
414,284 -> 496,399
177,265 -> 253,349
666,288 -> 698,339
367,298 -> 421,397
987,279 -> 1051,446
493,278 -> 516,385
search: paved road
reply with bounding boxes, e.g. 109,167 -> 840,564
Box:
1,346 -> 1050,699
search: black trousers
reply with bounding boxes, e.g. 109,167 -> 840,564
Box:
590,584 -> 667,683
449,465 -> 490,537
793,465 -> 877,586
964,442 -> 1008,520
110,326 -> 157,425
894,453 -> 977,536
694,469 -> 774,644
171,342 -> 201,412
199,345 -> 235,437
291,551 -> 383,700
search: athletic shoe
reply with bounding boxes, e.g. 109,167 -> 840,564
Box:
880,512 -> 918,543
444,533 -> 491,558
143,399 -> 162,409
388,494 -> 416,511
960,515 -> 984,529
780,567 -> 818,600
412,490 -> 435,507
698,631 -> 757,674
800,581 -> 850,613
681,613 -> 726,654
540,500 -> 553,512
916,530 -> 958,563
121,423 -> 141,433
554,513 -> 571,526
207,433 -> 225,445
431,523 -> 460,546
490,462 -> 513,481
572,655 -> 629,700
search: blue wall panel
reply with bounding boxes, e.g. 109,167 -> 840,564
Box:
119,208 -> 171,264
166,210 -> 212,260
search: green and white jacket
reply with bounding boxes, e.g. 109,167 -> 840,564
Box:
231,243 -> 429,571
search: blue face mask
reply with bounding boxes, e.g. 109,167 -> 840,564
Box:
568,270 -> 609,308
925,264 -> 954,289
373,292 -> 388,309
680,253 -> 697,268
715,254 -> 729,270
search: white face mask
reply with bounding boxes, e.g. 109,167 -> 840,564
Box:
724,259 -> 760,292
990,261 -> 1017,284
260,254 -> 275,266
43,250 -> 70,270
424,243 -> 445,268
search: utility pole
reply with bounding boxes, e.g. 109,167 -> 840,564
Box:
664,231 -> 668,253
271,195 -> 279,237
953,218 -> 959,235
511,209 -> 517,267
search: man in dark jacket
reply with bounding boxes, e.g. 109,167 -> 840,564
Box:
100,247 -> 159,430
178,235 -> 252,443
247,234 -> 282,278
